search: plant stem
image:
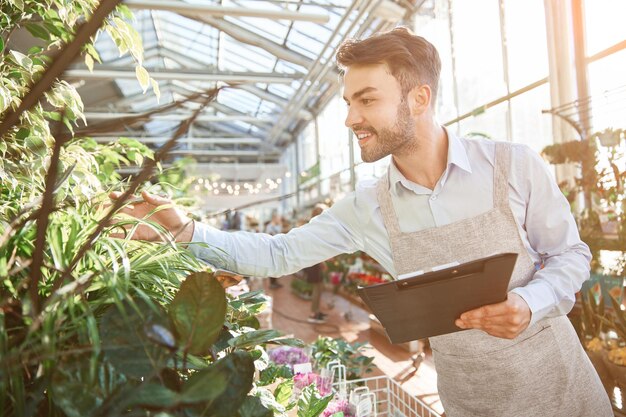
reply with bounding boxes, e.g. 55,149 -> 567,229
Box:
28,133 -> 65,316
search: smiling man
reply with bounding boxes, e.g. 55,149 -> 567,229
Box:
112,27 -> 611,416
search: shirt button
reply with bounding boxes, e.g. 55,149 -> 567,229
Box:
430,195 -> 437,201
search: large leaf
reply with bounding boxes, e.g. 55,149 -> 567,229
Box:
228,329 -> 282,349
179,359 -> 229,403
99,299 -> 172,379
127,383 -> 180,409
238,395 -> 274,417
169,272 -> 226,355
50,357 -> 121,417
259,363 -> 293,387
274,379 -> 294,407
297,385 -> 333,417
203,351 -> 255,417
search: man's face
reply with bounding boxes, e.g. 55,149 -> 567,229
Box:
343,64 -> 416,162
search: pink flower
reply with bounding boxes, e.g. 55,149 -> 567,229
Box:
330,272 -> 342,285
322,399 -> 355,417
293,372 -> 332,396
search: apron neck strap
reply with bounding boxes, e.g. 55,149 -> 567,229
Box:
493,142 -> 512,210
376,171 -> 402,237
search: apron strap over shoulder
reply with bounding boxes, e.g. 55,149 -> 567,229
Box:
493,142 -> 512,210
376,173 -> 402,237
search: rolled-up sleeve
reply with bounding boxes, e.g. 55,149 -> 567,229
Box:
510,145 -> 592,326
188,199 -> 361,277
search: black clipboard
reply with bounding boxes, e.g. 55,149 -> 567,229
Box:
357,252 -> 518,343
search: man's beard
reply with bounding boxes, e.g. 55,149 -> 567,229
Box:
359,100 -> 417,163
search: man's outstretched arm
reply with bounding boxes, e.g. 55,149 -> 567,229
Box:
109,190 -> 360,277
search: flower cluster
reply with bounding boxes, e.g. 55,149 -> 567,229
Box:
347,272 -> 386,286
268,346 -> 310,369
293,372 -> 332,396
322,399 -> 355,417
329,271 -> 343,286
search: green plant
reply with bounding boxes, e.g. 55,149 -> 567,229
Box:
541,130 -> 625,248
291,277 -> 313,298
0,2 -> 312,416
310,337 -> 374,380
580,289 -> 607,342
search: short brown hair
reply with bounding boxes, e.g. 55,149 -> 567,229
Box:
336,27 -> 441,104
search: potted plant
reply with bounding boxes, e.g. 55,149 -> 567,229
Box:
579,289 -> 611,384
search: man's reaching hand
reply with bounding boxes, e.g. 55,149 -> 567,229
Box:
109,190 -> 194,243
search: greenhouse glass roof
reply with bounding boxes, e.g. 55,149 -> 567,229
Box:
64,0 -> 425,173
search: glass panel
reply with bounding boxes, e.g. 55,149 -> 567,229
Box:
510,83 -> 553,153
450,0 -> 507,114
587,49 -> 626,132
413,0 -> 458,124
503,0 -> 549,90
459,101 -> 508,140
318,95 -> 349,180
584,0 -> 626,56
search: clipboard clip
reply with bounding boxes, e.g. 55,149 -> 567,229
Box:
396,268 -> 462,290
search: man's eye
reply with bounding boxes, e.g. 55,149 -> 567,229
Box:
361,98 -> 373,105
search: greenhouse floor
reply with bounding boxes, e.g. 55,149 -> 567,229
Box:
253,275 -> 444,415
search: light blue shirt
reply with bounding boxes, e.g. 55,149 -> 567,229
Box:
190,130 -> 591,326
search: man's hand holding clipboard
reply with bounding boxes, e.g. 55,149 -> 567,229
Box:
358,253 -> 521,343
455,292 -> 531,339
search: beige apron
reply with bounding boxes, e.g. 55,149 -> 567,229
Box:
376,142 -> 611,417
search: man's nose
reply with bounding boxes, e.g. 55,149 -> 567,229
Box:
344,106 -> 363,128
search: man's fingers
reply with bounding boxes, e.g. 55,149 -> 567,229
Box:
460,303 -> 508,322
142,190 -> 170,206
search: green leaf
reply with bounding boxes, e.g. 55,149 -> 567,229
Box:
258,363 -> 293,386
274,379 -> 294,407
169,272 -> 226,356
297,385 -> 333,417
201,351 -> 255,417
151,78 -> 161,102
179,359 -> 230,403
135,66 -> 150,92
85,43 -> 102,63
85,53 -> 94,72
15,128 -> 29,139
43,21 -> 63,38
25,23 -> 50,41
99,299 -> 172,379
43,111 -> 62,121
9,50 -> 32,69
228,329 -> 283,349
267,337 -> 306,348
128,383 -> 180,409
50,357 -> 112,417
0,37 -> 4,54
238,395 -> 273,417
25,136 -> 47,157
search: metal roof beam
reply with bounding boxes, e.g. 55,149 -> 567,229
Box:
186,15 -> 313,70
125,0 -> 330,23
91,136 -> 263,145
170,149 -> 281,157
64,68 -> 299,84
83,111 -> 274,124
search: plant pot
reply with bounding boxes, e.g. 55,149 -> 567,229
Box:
602,351 -> 626,389
587,349 -> 611,385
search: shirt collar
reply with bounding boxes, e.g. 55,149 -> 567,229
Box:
388,127 -> 472,192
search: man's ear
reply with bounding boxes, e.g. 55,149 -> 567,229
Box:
408,84 -> 432,115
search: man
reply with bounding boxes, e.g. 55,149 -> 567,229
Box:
303,203 -> 329,324
112,27 -> 611,416
264,211 -> 284,289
